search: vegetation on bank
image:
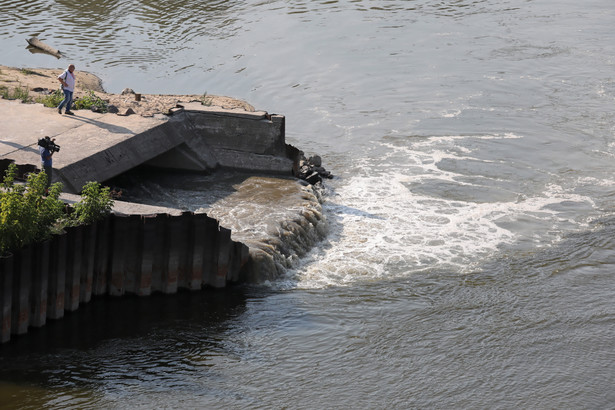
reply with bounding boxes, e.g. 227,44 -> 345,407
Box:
36,88 -> 62,107
68,181 -> 114,225
37,89 -> 109,113
73,90 -> 109,112
1,83 -> 109,113
0,163 -> 114,256
200,92 -> 213,106
0,84 -> 32,103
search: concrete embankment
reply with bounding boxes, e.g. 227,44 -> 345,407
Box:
0,97 -> 326,343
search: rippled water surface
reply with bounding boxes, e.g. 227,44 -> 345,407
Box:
1,0 -> 615,408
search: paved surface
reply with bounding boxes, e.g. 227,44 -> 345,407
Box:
0,99 -> 166,169
0,99 -> 187,213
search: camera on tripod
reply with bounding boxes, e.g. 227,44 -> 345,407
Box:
38,136 -> 60,153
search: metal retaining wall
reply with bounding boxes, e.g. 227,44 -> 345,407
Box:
0,211 -> 250,343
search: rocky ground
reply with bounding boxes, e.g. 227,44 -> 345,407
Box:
0,65 -> 255,116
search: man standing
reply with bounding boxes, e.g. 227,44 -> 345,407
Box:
39,137 -> 54,192
57,64 -> 76,115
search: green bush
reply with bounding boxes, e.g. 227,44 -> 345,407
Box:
68,181 -> 114,225
37,89 -> 64,108
0,166 -> 115,255
73,90 -> 108,112
0,164 -> 64,255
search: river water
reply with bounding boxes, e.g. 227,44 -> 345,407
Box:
1,0 -> 615,408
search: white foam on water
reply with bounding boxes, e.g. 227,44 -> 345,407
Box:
441,109 -> 461,118
279,133 -> 597,289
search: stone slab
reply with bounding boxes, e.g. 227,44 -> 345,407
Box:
0,100 -> 165,159
60,193 -> 183,216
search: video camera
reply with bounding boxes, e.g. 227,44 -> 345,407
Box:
38,136 -> 60,153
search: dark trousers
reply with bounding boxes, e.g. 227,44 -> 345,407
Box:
43,164 -> 53,189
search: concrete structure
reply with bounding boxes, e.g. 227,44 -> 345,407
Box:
0,98 -> 312,344
152,104 -> 293,175
0,100 -> 298,194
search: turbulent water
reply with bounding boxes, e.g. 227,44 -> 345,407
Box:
1,0 -> 615,408
108,168 -> 329,279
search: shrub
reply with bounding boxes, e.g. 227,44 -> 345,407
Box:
0,164 -> 116,255
68,181 -> 114,225
0,164 -> 64,255
73,90 -> 108,112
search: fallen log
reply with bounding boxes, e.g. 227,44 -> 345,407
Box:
26,37 -> 62,58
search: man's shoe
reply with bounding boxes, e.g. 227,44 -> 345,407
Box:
58,108 -> 62,114
65,110 -> 74,115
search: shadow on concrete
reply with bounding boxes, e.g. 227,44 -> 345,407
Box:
65,113 -> 135,134
0,140 -> 40,155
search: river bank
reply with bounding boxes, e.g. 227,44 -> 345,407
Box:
0,65 -> 255,116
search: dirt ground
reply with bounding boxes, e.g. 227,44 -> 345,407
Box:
0,65 -> 255,116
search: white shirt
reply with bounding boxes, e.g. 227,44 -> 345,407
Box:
58,69 -> 75,92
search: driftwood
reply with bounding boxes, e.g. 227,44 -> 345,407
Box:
26,37 -> 62,58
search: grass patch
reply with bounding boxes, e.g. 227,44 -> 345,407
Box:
201,92 -> 212,106
19,68 -> 36,75
0,84 -> 32,103
73,90 -> 108,112
36,89 -> 64,108
37,89 -> 109,112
